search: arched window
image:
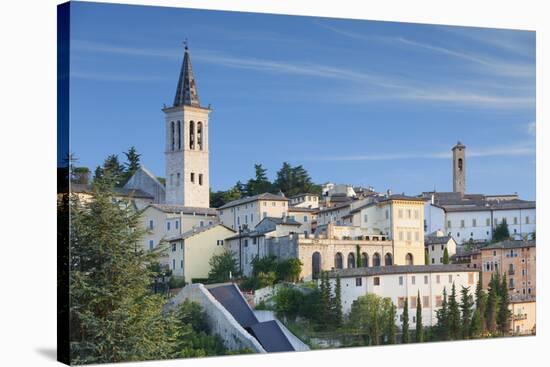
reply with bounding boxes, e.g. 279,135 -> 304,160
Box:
197,121 -> 203,150
385,253 -> 393,266
347,253 -> 356,268
373,253 -> 381,267
361,253 -> 369,267
177,120 -> 181,150
334,252 -> 343,269
312,252 -> 321,279
170,121 -> 175,151
458,158 -> 463,171
406,253 -> 414,265
189,121 -> 195,150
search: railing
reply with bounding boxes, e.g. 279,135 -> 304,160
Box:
513,314 -> 528,321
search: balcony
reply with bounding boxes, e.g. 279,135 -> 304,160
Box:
508,269 -> 515,276
513,314 -> 528,321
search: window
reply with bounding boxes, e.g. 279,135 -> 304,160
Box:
526,216 -> 530,224
167,222 -> 171,231
356,278 -> 362,286
514,217 -> 518,225
399,276 -> 404,286
149,220 -> 154,230
447,220 -> 452,228
170,121 -> 175,151
461,219 -> 465,228
176,172 -> 180,186
172,243 -> 176,252
411,276 -> 416,285
149,240 -> 154,250
410,296 -> 417,308
335,253 -> 343,269
197,122 -> 203,150
398,209 -> 403,218
237,217 -> 240,226
423,296 -> 430,308
448,274 -> 453,283
486,218 -> 490,226
407,209 -> 411,219
245,215 -> 248,224
373,253 -> 381,267
385,210 -> 389,219
173,259 -> 175,270
431,258 -> 435,264
304,215 -> 308,222
436,275 -> 440,284
424,275 -> 428,284
384,253 -> 393,266
399,231 -> 404,241
244,239 -> 248,247
472,219 -> 477,227
405,253 -> 413,265
414,210 -> 419,219
253,237 -> 257,245
180,260 -> 183,269
364,214 -> 368,223
175,220 -> 179,229
468,273 -> 474,285
435,296 -> 442,307
373,277 -> 380,286
272,202 -> 276,207
200,221 -> 204,227
189,121 -> 195,149
190,172 -> 195,183
198,174 -> 203,186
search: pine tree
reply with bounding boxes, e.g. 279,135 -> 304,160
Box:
122,146 -> 141,185
331,274 -> 343,327
460,286 -> 474,339
442,247 -> 450,264
274,162 -> 293,195
448,283 -> 461,339
436,287 -> 450,340
493,219 -> 510,242
246,164 -> 273,196
402,298 -> 409,343
415,290 -> 423,342
69,181 -> 175,364
497,274 -> 511,335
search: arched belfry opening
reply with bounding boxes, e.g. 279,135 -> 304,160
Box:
197,121 -> 203,150
189,121 -> 195,150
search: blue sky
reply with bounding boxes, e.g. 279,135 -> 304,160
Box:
69,1 -> 536,199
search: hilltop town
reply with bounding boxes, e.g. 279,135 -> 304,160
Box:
69,45 -> 536,356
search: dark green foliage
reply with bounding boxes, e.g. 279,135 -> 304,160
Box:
349,294 -> 396,346
460,286 -> 474,339
415,290 -> 423,342
122,146 -> 141,186
246,164 -> 273,196
319,271 -> 331,326
72,166 -> 91,185
274,287 -> 305,320
493,219 -> 510,242
93,147 -> 142,188
273,162 -> 322,197
435,287 -> 449,340
168,276 -> 186,289
425,249 -> 429,265
331,275 -> 343,327
207,250 -> 239,283
69,181 -> 175,364
387,303 -> 397,344
486,275 -> 498,334
276,258 -> 303,283
475,278 -> 487,335
356,245 -> 362,267
497,274 -> 511,334
210,183 -> 245,208
448,283 -> 461,339
442,247 -> 450,264
470,309 -> 483,338
402,297 -> 409,343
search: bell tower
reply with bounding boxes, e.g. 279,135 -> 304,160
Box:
163,44 -> 211,208
452,142 -> 466,195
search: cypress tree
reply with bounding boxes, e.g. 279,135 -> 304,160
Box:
475,277 -> 487,334
497,274 -> 511,335
415,290 -> 423,342
486,283 -> 498,334
448,283 -> 461,339
460,286 -> 474,339
436,287 -> 450,340
331,274 -> 343,327
387,303 -> 397,344
470,309 -> 482,338
402,298 -> 409,343
319,271 -> 331,329
442,247 -> 450,264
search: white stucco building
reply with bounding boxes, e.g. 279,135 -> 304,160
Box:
327,265 -> 478,327
218,193 -> 289,231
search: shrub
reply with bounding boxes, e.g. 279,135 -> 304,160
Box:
168,276 -> 186,289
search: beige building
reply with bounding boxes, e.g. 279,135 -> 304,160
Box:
71,183 -> 155,210
166,224 -> 236,281
347,195 -> 427,266
510,300 -> 536,335
141,204 -> 218,260
472,240 -> 536,299
289,193 -> 319,209
288,206 -> 317,236
218,193 -> 289,230
268,224 -> 393,280
425,231 -> 457,265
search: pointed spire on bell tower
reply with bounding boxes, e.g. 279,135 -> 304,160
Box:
173,40 -> 200,107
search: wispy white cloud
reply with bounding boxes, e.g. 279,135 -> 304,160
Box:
71,39 -> 534,107
308,143 -> 535,162
70,71 -> 168,82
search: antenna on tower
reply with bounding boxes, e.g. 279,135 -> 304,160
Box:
183,38 -> 188,50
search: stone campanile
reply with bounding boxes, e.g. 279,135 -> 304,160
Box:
452,141 -> 466,195
163,44 -> 211,208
